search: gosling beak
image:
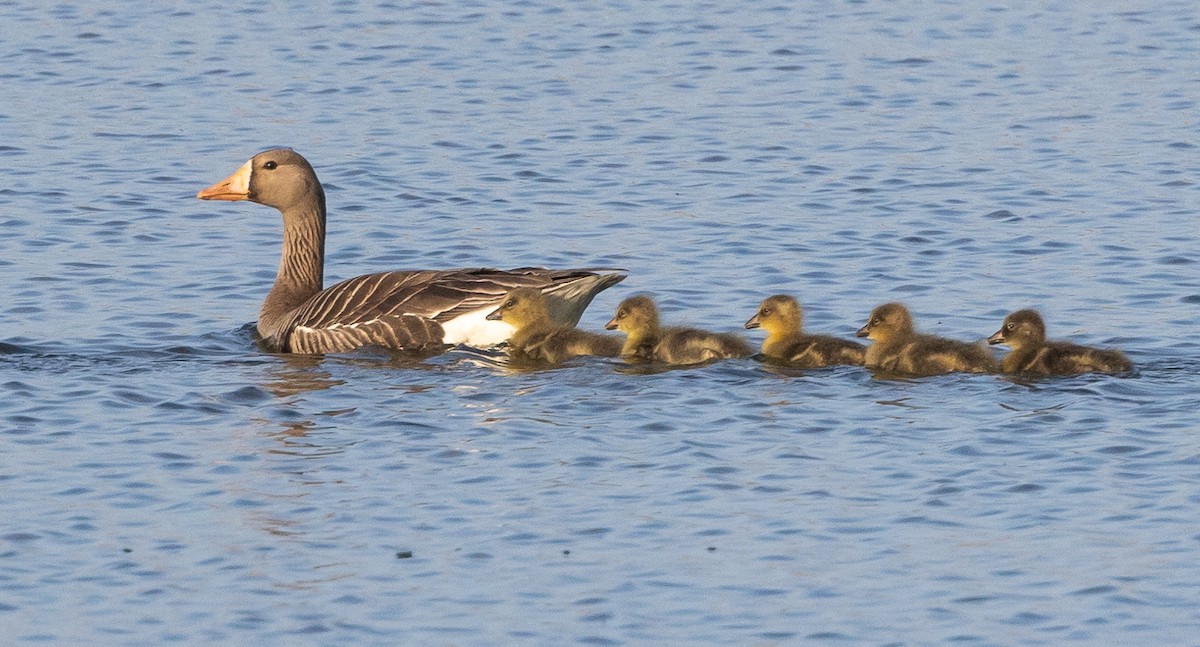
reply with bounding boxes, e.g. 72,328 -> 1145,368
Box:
744,313 -> 761,330
987,330 -> 1005,345
485,308 -> 503,321
855,323 -> 870,338
604,316 -> 618,331
197,160 -> 252,201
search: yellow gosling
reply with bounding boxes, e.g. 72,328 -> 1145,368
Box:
486,288 -> 621,363
745,295 -> 865,368
605,295 -> 753,365
988,309 -> 1131,375
855,302 -> 996,376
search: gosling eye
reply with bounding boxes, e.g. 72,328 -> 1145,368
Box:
760,307 -> 771,316
504,299 -> 516,308
1006,323 -> 1015,331
263,160 -> 278,170
871,317 -> 880,326
617,309 -> 626,319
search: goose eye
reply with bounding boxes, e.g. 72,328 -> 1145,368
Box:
504,299 -> 515,308
871,318 -> 880,325
263,160 -> 278,170
760,307 -> 771,316
1006,323 -> 1015,331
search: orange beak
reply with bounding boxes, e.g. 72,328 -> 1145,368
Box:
197,160 -> 252,201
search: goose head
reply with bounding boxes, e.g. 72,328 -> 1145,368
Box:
745,294 -> 802,335
988,309 -> 1045,349
856,302 -> 913,342
486,288 -> 550,329
605,295 -> 659,337
198,148 -> 325,215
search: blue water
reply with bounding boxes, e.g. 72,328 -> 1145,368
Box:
3,1 -> 1200,645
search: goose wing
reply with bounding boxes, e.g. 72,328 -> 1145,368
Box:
286,314 -> 447,355
277,267 -> 621,352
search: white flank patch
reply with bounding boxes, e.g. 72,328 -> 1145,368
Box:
440,306 -> 515,347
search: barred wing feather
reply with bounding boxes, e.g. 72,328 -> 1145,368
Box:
274,268 -> 622,353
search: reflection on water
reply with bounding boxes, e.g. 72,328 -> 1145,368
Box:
260,356 -> 343,398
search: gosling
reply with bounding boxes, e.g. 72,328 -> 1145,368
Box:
855,302 -> 996,376
486,288 -> 621,363
988,309 -> 1131,375
605,295 -> 753,365
745,295 -> 865,368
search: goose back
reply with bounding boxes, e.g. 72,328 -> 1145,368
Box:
764,334 -> 866,368
510,327 -> 623,363
653,327 -> 754,365
870,334 -> 996,376
1001,341 -> 1132,375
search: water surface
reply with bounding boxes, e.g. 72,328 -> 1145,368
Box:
2,1 -> 1199,645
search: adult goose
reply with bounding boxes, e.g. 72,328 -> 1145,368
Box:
197,149 -> 624,354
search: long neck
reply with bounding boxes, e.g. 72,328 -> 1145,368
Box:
622,322 -> 658,357
763,330 -> 800,357
865,331 -> 903,366
260,197 -> 326,337
1001,341 -> 1039,373
508,309 -> 552,346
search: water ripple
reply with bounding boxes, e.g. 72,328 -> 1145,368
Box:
3,1 -> 1200,645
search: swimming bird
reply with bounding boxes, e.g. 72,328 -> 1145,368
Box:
855,302 -> 996,376
197,149 -> 624,354
485,288 -> 622,363
745,295 -> 865,367
988,309 -> 1132,375
605,295 -> 753,365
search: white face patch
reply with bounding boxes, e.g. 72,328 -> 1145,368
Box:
229,159 -> 253,195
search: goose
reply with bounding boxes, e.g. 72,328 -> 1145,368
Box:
197,149 -> 624,354
745,294 -> 865,368
605,295 -> 753,365
485,287 -> 622,363
988,309 -> 1132,375
855,302 -> 996,376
